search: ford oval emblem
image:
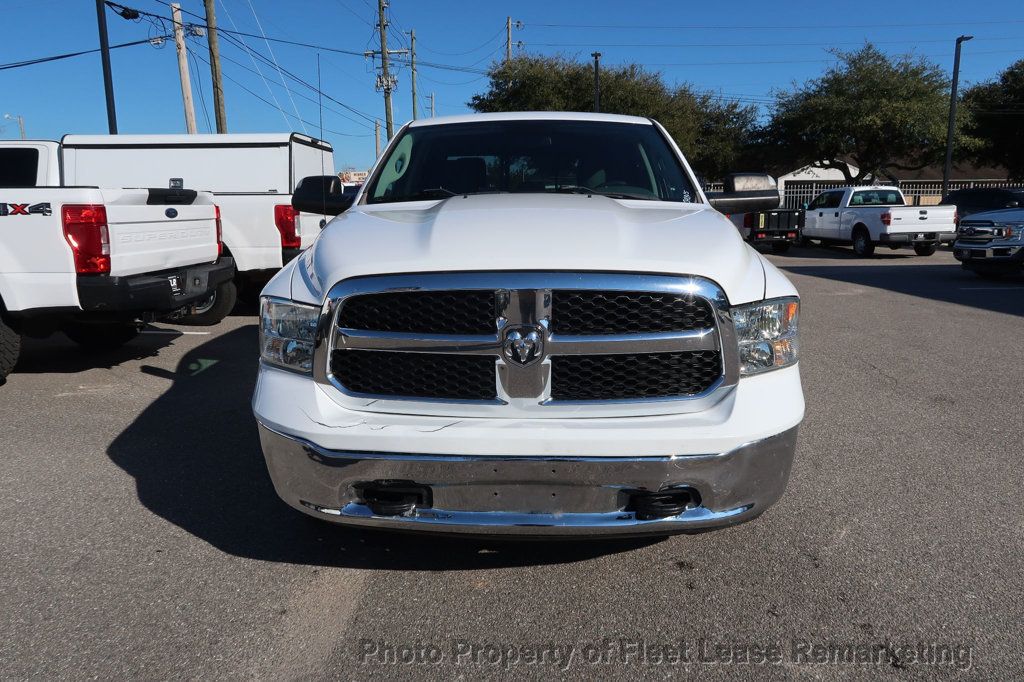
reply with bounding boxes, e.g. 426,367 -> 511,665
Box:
165,208 -> 178,218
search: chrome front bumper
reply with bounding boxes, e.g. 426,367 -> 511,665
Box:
257,423 -> 798,536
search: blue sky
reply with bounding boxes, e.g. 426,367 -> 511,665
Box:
3,0 -> 1023,171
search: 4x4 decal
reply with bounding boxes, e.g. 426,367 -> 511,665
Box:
0,202 -> 52,217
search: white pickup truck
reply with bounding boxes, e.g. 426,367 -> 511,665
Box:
802,186 -> 957,256
60,134 -> 334,324
0,141 -> 233,383
252,112 -> 805,537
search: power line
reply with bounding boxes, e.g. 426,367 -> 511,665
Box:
207,33 -> 375,130
529,36 -> 1024,49
241,0 -> 308,133
526,19 -> 1024,30
186,44 -> 214,132
419,27 -> 505,57
189,44 -> 372,137
0,36 -> 166,71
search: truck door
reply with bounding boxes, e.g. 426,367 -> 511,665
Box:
803,192 -> 829,237
821,190 -> 846,239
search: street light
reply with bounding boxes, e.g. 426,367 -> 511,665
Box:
941,35 -> 973,198
3,113 -> 25,140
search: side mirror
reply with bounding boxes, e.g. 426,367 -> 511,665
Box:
706,173 -> 781,215
801,202 -> 809,210
292,175 -> 355,216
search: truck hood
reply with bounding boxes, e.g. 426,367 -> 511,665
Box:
294,193 -> 766,304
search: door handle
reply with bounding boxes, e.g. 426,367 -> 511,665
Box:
834,212 -> 839,217
818,212 -> 823,217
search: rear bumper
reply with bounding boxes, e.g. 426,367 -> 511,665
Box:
256,421 -> 798,537
77,257 -> 235,313
878,231 -> 952,244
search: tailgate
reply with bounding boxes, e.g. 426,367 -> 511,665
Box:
102,188 -> 219,277
887,207 -> 956,234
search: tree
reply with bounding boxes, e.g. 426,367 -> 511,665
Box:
964,59 -> 1024,180
468,56 -> 756,180
763,45 -> 963,183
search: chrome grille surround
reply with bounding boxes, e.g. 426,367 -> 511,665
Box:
311,272 -> 740,418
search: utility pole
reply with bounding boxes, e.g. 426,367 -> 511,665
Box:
171,4 -> 198,134
591,52 -> 602,113
430,92 -> 435,117
4,114 -> 26,140
375,120 -> 381,157
94,0 -> 118,134
505,17 -> 522,61
409,29 -> 418,120
364,0 -> 407,140
942,35 -> 973,197
203,0 -> 228,132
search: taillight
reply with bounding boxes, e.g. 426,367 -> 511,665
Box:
274,204 -> 300,249
881,211 -> 892,226
743,213 -> 755,228
954,209 -> 960,227
62,204 -> 110,274
215,205 -> 223,256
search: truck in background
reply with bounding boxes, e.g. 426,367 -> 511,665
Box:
60,133 -> 334,324
0,141 -> 233,383
802,186 -> 957,257
729,208 -> 803,253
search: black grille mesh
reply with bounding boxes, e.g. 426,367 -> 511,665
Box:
339,290 -> 495,335
332,350 -> 496,400
551,351 -> 722,400
551,291 -> 715,334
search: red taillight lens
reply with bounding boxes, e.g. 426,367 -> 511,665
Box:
62,204 -> 110,274
274,204 -> 300,249
881,211 -> 892,226
954,209 -> 960,227
215,204 -> 223,256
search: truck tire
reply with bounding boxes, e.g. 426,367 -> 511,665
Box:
770,242 -> 791,254
63,321 -> 139,352
176,279 -> 238,326
0,315 -> 20,383
852,227 -> 875,257
913,243 -> 937,257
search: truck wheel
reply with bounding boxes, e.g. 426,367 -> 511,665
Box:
177,280 -> 238,326
913,243 -> 937,256
852,228 -> 875,257
770,242 -> 791,254
0,315 -> 21,383
63,321 -> 139,352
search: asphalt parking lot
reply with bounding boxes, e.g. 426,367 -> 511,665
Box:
1,246 -> 1022,679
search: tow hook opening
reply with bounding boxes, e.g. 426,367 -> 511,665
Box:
356,481 -> 432,517
627,487 -> 701,520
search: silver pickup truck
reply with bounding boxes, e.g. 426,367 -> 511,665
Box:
953,208 -> 1024,278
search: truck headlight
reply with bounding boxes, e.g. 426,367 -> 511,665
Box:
259,297 -> 320,373
732,297 -> 799,375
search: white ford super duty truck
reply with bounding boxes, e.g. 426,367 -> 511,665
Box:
252,112 -> 804,536
802,185 -> 957,256
0,141 -> 233,383
57,134 -> 334,324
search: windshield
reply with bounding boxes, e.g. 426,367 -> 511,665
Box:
850,189 -> 905,206
365,120 -> 698,204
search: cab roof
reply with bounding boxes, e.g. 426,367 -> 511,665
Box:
407,112 -> 653,128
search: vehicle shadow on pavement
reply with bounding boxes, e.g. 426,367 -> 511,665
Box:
780,262 -> 1024,317
108,325 -> 657,570
12,328 -> 182,376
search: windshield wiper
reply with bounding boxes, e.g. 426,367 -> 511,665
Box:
550,185 -> 656,201
402,187 -> 458,201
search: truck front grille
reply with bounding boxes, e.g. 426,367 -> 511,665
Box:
332,350 -> 497,400
551,351 -> 722,400
338,290 -> 495,334
319,273 -> 736,416
551,291 -> 714,334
